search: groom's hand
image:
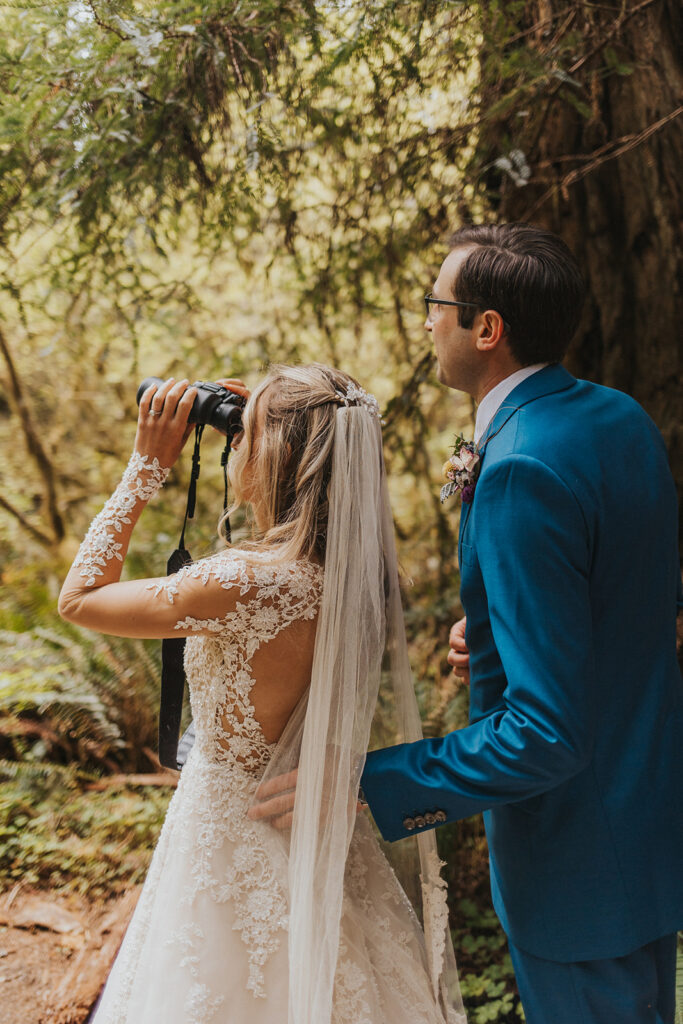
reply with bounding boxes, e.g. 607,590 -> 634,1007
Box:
247,768 -> 366,831
447,616 -> 470,684
248,770 -> 298,830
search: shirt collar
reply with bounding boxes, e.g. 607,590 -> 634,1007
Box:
474,364 -> 550,443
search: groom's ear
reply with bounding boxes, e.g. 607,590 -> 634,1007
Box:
474,309 -> 507,353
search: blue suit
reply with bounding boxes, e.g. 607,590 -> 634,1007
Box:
361,365 -> 683,1019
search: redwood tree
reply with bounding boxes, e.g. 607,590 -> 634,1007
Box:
471,0 -> 682,544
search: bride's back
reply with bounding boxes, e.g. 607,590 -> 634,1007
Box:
247,601 -> 319,744
169,548 -> 324,771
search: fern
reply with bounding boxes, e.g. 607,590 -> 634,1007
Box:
0,624 -> 163,770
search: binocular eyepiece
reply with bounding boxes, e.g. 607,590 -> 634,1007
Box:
136,378 -> 246,437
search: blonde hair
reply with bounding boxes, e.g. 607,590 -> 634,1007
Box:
221,363 -> 374,562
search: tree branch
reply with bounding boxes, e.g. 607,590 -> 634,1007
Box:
0,492 -> 55,548
0,323 -> 64,543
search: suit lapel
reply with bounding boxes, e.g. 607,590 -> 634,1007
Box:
458,364 -> 577,563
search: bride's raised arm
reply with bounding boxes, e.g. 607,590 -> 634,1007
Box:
58,376 -> 248,640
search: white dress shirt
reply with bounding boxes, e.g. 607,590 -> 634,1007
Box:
474,364 -> 550,444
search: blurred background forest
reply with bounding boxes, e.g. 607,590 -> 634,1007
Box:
0,1 -> 681,1021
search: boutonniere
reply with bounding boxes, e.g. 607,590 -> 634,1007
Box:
440,434 -> 481,504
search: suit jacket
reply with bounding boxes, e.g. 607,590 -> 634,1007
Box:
361,364 -> 683,962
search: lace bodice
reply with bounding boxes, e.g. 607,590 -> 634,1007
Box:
150,550 -> 324,773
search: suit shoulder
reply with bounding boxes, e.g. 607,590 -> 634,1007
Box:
516,377 -> 663,452
572,377 -> 657,425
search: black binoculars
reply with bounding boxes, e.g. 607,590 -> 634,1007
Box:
136,377 -> 246,437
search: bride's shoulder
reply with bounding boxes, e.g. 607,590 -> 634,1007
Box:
150,546 -> 322,605
188,546 -> 323,594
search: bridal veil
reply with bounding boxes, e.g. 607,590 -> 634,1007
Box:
253,400 -> 466,1024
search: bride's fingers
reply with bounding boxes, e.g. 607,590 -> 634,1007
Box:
253,769 -> 299,800
215,378 -> 250,400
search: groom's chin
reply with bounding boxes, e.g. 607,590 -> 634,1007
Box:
435,363 -> 459,391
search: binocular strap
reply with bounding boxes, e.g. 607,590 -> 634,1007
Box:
159,546 -> 193,770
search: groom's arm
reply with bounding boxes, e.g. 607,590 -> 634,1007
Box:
362,454 -> 596,842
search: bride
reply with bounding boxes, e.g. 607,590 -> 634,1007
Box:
59,363 -> 466,1024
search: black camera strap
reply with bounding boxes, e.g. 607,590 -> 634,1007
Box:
220,433 -> 232,540
158,425 -> 234,769
158,425 -> 203,770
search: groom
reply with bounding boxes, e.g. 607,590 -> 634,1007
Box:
360,223 -> 683,1023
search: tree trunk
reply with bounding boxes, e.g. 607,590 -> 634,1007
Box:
475,0 -> 683,547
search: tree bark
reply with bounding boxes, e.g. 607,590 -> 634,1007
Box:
0,323 -> 65,545
475,0 -> 683,548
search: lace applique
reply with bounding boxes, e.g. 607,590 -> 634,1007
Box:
165,922 -> 203,977
333,933 -> 374,1024
147,546 -> 307,604
173,761 -> 290,997
74,452 -> 170,587
185,983 -> 225,1024
421,849 -> 450,1000
164,924 -> 225,1022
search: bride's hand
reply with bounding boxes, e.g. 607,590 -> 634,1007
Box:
213,379 -> 250,443
215,378 -> 250,401
135,378 -> 198,467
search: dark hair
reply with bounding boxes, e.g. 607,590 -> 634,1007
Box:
448,223 -> 585,365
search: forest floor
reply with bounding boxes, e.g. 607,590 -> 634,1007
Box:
0,885 -> 138,1024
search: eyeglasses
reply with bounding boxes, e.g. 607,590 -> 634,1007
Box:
424,293 -> 479,323
424,292 -> 511,333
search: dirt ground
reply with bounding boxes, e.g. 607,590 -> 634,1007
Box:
0,886 -> 139,1024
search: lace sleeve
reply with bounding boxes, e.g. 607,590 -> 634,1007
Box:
72,451 -> 170,587
60,542 -> 323,641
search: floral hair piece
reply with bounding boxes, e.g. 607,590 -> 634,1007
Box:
334,382 -> 383,421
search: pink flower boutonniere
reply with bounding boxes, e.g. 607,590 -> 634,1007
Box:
440,434 -> 481,505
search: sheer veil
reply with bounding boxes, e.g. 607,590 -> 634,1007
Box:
252,403 -> 466,1024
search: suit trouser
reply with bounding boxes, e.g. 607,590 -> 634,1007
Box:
508,933 -> 677,1024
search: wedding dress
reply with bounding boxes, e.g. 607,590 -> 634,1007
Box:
68,384 -> 466,1024
90,547 -> 459,1024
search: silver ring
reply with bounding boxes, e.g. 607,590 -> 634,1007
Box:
149,408 -> 162,417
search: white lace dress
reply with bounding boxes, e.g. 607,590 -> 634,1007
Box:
71,457 -> 457,1024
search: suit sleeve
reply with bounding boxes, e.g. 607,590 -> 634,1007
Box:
361,454 -> 596,842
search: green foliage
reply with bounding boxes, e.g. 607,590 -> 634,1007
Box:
455,899 -> 524,1023
0,622 -> 164,771
0,760 -> 170,895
